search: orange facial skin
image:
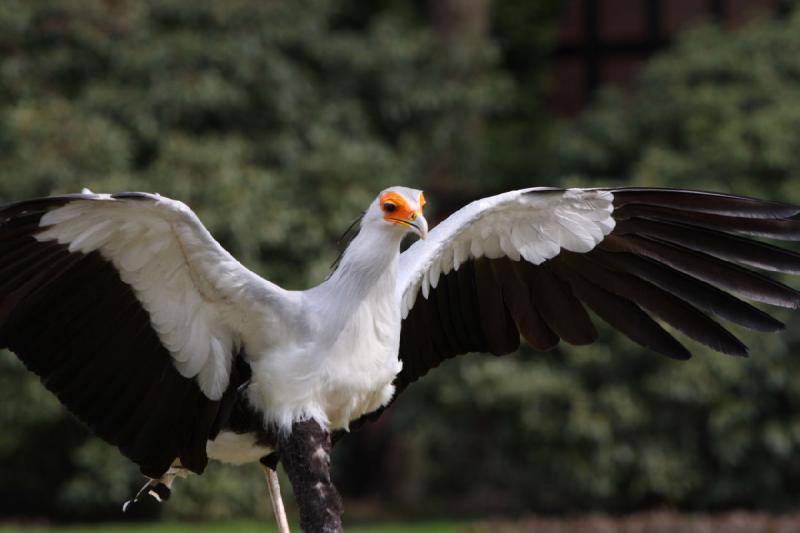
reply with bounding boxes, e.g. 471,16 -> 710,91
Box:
379,191 -> 424,227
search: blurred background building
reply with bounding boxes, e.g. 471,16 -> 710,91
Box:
1,0 -> 800,526
551,0 -> 794,115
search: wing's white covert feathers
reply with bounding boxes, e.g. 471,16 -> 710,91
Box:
398,188 -> 616,318
34,192 -> 283,400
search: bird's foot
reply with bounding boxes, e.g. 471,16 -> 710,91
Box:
122,467 -> 186,515
122,479 -> 171,515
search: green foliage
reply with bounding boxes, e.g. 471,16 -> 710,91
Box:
549,11 -> 800,201
388,9 -> 800,514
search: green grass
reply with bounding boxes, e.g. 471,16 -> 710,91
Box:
0,520 -> 472,533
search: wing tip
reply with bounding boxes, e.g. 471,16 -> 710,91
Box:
610,187 -> 800,219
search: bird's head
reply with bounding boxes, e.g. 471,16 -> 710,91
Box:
365,186 -> 428,240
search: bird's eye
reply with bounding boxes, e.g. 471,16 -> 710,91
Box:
383,202 -> 397,213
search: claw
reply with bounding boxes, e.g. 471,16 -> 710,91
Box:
122,476 -> 174,514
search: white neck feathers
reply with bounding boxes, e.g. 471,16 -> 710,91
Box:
308,223 -> 403,320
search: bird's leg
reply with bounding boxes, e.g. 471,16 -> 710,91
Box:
122,467 -> 185,514
261,460 -> 291,533
278,419 -> 343,533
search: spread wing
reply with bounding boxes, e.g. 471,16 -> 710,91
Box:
0,191 -> 290,477
395,187 -> 800,392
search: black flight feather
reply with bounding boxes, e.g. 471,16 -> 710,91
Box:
553,260 -> 691,360
602,234 -> 800,308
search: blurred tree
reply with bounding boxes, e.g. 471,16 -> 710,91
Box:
387,8 -> 800,514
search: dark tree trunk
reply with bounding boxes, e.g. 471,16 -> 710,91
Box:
279,419 -> 343,533
427,0 -> 492,190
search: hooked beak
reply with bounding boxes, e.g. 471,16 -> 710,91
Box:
409,213 -> 428,240
389,212 -> 428,239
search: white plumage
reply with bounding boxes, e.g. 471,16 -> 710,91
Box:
30,186 -> 614,434
398,187 -> 615,318
34,191 -> 284,400
3,184 -> 800,531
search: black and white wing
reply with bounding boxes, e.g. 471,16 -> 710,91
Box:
395,187 -> 800,391
0,191 -> 290,477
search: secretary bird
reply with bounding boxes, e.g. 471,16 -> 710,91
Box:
2,186 -> 800,531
